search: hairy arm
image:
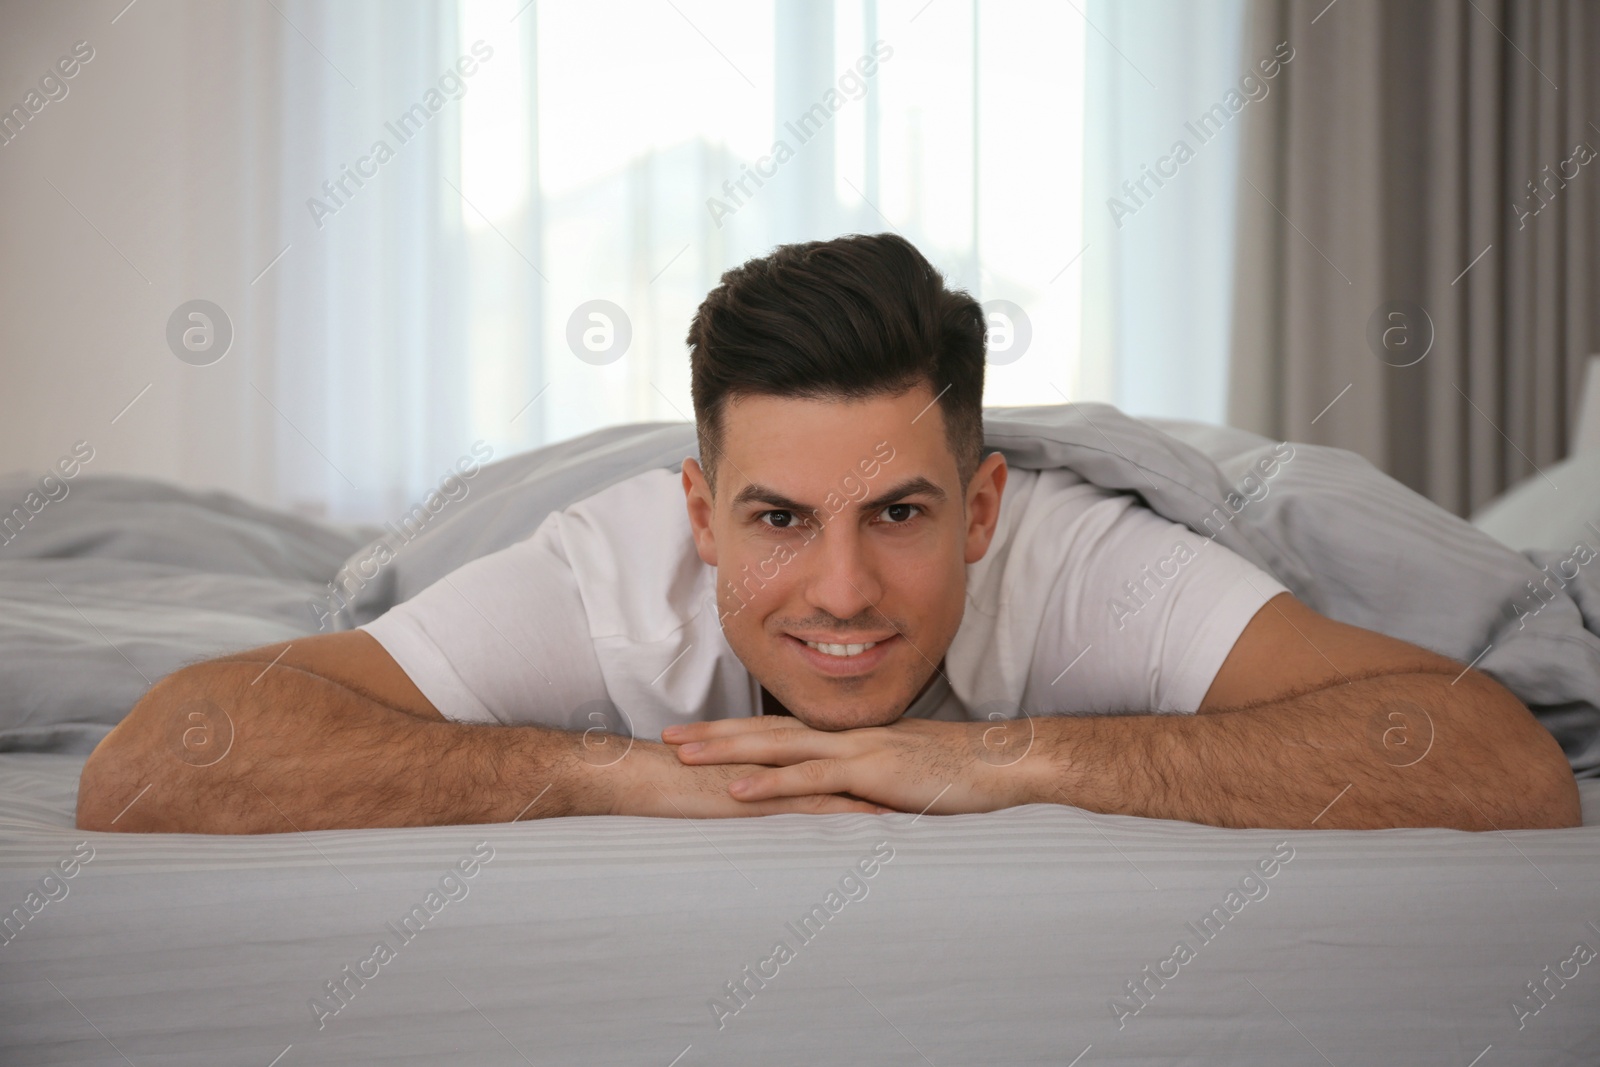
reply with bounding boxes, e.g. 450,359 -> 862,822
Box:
1120,592 -> 1582,829
668,595 -> 1581,830
1025,667 -> 1575,830
76,631 -> 884,834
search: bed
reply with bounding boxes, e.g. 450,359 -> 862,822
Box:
4,406 -> 1599,1065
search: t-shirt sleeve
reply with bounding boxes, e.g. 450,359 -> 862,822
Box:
1024,476 -> 1289,715
359,515 -> 610,729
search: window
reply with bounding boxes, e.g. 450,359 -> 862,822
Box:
456,0 -> 1087,490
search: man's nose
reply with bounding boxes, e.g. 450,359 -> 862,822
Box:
802,521 -> 884,621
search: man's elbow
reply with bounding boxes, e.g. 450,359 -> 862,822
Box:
1473,680 -> 1582,830
76,725 -> 144,833
77,707 -> 156,833
76,666 -> 214,833
1510,739 -> 1582,830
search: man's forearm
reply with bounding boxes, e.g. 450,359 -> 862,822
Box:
77,661 -> 606,833
1020,669 -> 1580,830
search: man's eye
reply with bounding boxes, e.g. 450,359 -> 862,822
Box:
759,510 -> 798,529
879,503 -> 920,524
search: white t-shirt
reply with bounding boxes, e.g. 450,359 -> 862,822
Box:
361,466 -> 1288,737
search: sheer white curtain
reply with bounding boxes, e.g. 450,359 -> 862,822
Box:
0,2 -> 1243,525
248,0 -> 1105,523
1080,0 -> 1247,425
158,0 -> 1245,524
259,0 -> 528,522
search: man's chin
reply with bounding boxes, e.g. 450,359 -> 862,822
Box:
787,700 -> 907,732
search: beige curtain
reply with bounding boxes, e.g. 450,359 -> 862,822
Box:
1229,0 -> 1600,516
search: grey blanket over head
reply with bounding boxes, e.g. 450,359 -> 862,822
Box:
4,403 -> 1597,776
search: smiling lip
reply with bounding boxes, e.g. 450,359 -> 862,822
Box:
786,633 -> 897,677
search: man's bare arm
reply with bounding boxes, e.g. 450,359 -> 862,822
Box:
1020,667 -> 1577,830
76,631 -> 885,833
667,595 -> 1581,830
1140,592 -> 1579,829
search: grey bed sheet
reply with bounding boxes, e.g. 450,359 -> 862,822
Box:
2,754 -> 1598,1066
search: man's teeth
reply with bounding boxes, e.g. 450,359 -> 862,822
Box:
804,640 -> 878,657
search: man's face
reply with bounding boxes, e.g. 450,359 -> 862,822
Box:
682,383 -> 1007,731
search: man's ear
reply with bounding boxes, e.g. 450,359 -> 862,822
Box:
963,452 -> 1008,565
682,458 -> 718,567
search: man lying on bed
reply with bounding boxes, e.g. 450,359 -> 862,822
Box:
76,233 -> 1579,834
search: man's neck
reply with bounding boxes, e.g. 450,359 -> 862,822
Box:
759,686 -> 793,717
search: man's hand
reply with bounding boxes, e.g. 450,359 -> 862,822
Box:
609,738 -> 893,818
662,717 -> 1032,815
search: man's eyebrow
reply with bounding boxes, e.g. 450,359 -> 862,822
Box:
858,476 -> 948,511
730,476 -> 947,514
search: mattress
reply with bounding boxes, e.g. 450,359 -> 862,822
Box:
3,752 -> 1598,1066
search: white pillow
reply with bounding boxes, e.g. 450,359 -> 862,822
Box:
1472,450 -> 1600,552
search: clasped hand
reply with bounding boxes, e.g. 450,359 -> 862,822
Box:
660,715 -> 1040,816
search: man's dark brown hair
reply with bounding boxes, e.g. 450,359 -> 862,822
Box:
686,232 -> 987,495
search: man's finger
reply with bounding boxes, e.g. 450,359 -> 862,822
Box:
747,794 -> 889,816
729,759 -> 854,802
662,716 -> 798,744
674,725 -> 846,767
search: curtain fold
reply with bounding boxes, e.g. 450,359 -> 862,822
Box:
1229,0 -> 1599,516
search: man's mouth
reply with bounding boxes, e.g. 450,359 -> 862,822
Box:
804,639 -> 878,657
785,633 -> 898,676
